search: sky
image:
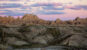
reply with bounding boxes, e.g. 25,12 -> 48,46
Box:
0,0 -> 87,20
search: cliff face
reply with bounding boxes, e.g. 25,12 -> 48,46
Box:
0,25 -> 87,49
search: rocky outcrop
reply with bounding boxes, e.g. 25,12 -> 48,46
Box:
0,14 -> 87,25
0,25 -> 87,49
22,14 -> 39,20
21,14 -> 40,24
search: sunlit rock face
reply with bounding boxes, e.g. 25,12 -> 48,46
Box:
22,14 -> 40,23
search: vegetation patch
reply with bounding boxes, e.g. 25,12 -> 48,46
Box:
46,28 -> 61,38
18,26 -> 31,33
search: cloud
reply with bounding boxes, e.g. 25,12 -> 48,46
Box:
68,6 -> 81,10
0,3 -> 22,8
31,3 -> 62,7
0,0 -> 20,1
0,10 -> 25,16
0,0 -> 87,17
0,9 -> 31,16
36,10 -> 65,15
65,5 -> 87,10
78,5 -> 87,10
9,0 -> 20,1
43,6 -> 64,10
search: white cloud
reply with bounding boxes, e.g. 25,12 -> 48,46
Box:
0,0 -> 87,6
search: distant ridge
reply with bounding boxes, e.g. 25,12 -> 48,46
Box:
0,14 -> 87,26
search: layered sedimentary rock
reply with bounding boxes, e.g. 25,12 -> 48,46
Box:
0,25 -> 87,49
